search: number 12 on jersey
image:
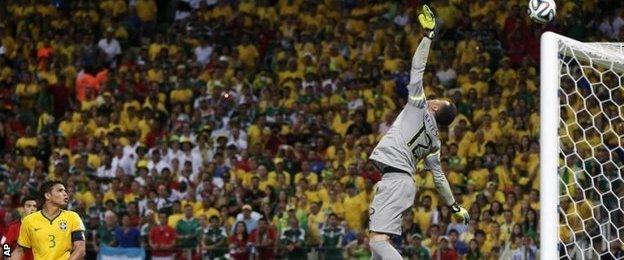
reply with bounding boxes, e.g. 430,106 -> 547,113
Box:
407,125 -> 432,158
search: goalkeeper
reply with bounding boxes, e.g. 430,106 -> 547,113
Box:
367,5 -> 469,259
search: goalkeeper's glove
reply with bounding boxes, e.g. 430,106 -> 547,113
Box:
418,5 -> 439,39
449,202 -> 470,224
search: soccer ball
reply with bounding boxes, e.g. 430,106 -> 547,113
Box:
528,0 -> 556,24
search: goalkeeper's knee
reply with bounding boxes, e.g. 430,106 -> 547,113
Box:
370,239 -> 402,260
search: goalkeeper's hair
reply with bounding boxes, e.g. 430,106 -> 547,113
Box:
435,100 -> 457,126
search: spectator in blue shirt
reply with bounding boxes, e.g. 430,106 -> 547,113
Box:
449,229 -> 469,256
115,214 -> 141,248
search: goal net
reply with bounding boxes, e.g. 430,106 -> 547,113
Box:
540,32 -> 624,259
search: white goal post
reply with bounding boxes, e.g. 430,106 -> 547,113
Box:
541,32 -> 624,259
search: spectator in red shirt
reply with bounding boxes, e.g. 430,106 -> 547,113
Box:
127,202 -> 141,227
0,196 -> 37,260
249,217 -> 277,259
149,211 -> 178,260
432,236 -> 459,260
228,221 -> 250,260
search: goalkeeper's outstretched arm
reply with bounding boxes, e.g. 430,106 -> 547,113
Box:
425,151 -> 470,224
406,37 -> 431,108
424,151 -> 454,206
407,4 -> 437,108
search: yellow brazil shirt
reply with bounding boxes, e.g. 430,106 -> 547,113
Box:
340,176 -> 365,191
170,88 -> 193,103
268,171 -> 291,186
75,191 -> 96,209
195,207 -> 220,221
294,172 -> 319,186
468,168 -> 489,190
18,210 -> 85,260
22,156 -> 38,171
343,194 -> 366,231
237,44 -> 259,68
168,213 -> 184,227
322,199 -> 345,219
256,6 -> 277,24
136,0 -> 157,22
305,190 -> 321,203
16,137 -> 37,149
307,210 -> 325,245
413,207 -> 432,231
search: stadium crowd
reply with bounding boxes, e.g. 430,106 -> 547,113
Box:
0,0 -> 623,259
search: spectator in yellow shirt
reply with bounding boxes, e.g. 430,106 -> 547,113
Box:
413,195 -> 434,232
321,189 -> 345,219
294,161 -> 318,186
342,184 -> 366,232
237,35 -> 259,69
340,163 -> 365,190
15,127 -> 38,149
135,0 -> 157,22
468,157 -> 489,190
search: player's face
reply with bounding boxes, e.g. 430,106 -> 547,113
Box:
23,200 -> 37,215
47,184 -> 69,207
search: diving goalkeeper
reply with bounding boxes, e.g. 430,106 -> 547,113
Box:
368,5 -> 469,259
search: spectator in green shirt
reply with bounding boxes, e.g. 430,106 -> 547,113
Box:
96,210 -> 118,247
280,217 -> 306,259
201,215 -> 228,259
403,233 -> 431,259
346,234 -> 371,260
320,213 -> 345,260
176,204 -> 201,250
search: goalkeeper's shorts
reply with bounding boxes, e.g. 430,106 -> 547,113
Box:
369,172 -> 416,236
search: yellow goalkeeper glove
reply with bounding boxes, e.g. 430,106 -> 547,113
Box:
449,202 -> 470,224
418,5 -> 438,39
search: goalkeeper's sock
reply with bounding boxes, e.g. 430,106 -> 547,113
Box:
370,240 -> 402,260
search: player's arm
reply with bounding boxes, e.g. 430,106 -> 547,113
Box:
12,219 -> 31,260
407,5 -> 438,107
424,151 -> 470,224
68,212 -> 86,260
68,241 -> 85,260
9,246 -> 24,260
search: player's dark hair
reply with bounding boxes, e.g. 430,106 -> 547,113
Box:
22,196 -> 37,206
39,180 -> 65,201
435,101 -> 457,126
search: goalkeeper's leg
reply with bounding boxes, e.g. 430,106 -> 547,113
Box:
370,236 -> 402,260
368,172 -> 416,259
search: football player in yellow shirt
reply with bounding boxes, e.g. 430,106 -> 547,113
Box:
14,181 -> 86,260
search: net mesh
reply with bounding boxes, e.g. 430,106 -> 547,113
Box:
557,39 -> 624,259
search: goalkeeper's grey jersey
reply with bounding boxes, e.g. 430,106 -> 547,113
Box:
369,37 -> 455,206
369,102 -> 441,175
